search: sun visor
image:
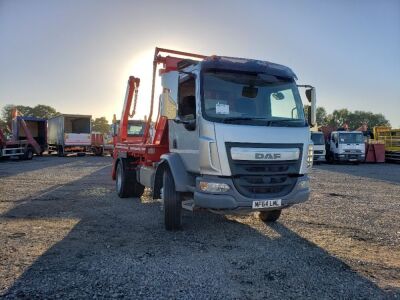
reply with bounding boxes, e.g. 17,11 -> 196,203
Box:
201,56 -> 297,80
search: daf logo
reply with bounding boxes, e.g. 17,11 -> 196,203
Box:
255,153 -> 281,160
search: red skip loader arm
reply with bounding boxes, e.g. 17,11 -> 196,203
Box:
142,47 -> 207,143
119,76 -> 140,142
112,47 -> 207,179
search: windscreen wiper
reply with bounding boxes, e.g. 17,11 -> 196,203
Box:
221,117 -> 269,124
268,119 -> 306,126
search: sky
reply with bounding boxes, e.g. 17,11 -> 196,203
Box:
0,0 -> 399,126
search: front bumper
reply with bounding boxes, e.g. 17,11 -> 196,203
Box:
334,153 -> 364,162
193,175 -> 310,211
313,154 -> 326,162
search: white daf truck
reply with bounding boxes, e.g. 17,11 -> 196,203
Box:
326,131 -> 365,164
113,48 -> 317,229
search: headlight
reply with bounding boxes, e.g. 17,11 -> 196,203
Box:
199,182 -> 230,193
307,144 -> 313,168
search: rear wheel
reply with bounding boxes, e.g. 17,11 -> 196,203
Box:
95,147 -> 103,156
116,160 -> 144,198
259,210 -> 281,223
163,167 -> 182,231
57,146 -> 64,157
24,148 -> 34,160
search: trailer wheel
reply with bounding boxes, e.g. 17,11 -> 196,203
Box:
259,210 -> 281,223
116,160 -> 144,198
24,148 -> 34,160
57,146 -> 65,157
163,167 -> 182,231
95,147 -> 103,156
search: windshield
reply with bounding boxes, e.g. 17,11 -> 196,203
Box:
339,133 -> 364,144
127,122 -> 145,136
311,133 -> 325,145
202,71 -> 305,126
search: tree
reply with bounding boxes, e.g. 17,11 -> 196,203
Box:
30,105 -> 59,119
316,107 -> 328,126
347,110 -> 390,129
1,104 -> 32,127
92,117 -> 110,135
304,106 -> 328,126
328,109 -> 351,127
0,119 -> 10,134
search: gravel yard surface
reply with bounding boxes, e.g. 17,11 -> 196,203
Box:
0,156 -> 399,299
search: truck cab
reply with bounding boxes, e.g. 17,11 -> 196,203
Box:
310,131 -> 326,163
164,57 -> 314,210
326,131 -> 365,163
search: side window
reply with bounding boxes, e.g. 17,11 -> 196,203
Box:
178,76 -> 196,120
269,88 -> 299,119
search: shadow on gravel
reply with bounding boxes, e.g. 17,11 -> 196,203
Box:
1,164 -> 396,299
313,163 -> 400,184
0,156 -> 82,178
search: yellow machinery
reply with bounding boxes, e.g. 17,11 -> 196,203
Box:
373,126 -> 400,161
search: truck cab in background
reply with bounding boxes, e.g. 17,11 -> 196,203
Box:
326,131 -> 365,164
310,131 -> 326,163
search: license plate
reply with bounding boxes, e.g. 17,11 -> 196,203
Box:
252,199 -> 282,209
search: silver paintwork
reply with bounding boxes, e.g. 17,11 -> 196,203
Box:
231,147 -> 300,161
154,62 -> 312,209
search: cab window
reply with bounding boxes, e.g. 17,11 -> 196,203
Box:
178,76 -> 196,120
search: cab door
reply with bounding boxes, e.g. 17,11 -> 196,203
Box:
169,74 -> 199,173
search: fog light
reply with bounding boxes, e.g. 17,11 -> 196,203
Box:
297,180 -> 309,189
199,182 -> 230,193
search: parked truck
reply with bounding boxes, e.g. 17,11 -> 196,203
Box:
0,111 -> 42,160
326,131 -> 365,163
12,116 -> 47,155
310,131 -> 326,163
48,114 -> 92,156
112,48 -> 316,230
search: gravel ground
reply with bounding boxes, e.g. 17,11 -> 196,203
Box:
0,156 -> 399,299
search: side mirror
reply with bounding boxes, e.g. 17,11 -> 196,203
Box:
184,119 -> 196,131
306,87 -> 316,127
174,115 -> 196,131
160,89 -> 177,120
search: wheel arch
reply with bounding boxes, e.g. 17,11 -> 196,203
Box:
112,157 -> 123,180
153,153 -> 190,199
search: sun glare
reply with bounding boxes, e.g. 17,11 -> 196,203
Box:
112,48 -> 163,123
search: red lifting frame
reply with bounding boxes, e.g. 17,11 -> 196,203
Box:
112,48 -> 207,177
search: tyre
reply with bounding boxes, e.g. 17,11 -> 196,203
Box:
95,147 -> 103,156
24,148 -> 34,160
259,210 -> 282,223
57,146 -> 64,157
163,167 -> 182,231
116,160 -> 144,198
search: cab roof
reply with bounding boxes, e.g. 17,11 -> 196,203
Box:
201,56 -> 297,80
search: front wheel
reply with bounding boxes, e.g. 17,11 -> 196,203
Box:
163,167 -> 182,231
259,210 -> 281,223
